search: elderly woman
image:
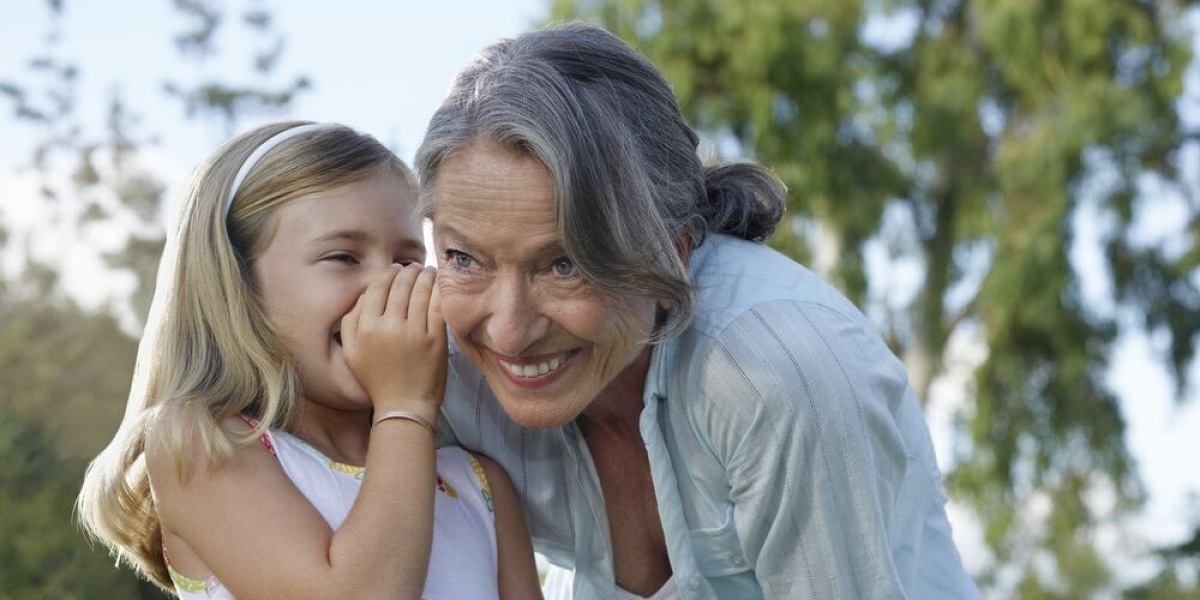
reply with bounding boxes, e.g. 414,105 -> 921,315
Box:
415,22 -> 978,600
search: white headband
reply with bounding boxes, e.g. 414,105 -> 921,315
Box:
225,123 -> 337,214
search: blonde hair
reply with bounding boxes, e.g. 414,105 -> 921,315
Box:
76,120 -> 416,591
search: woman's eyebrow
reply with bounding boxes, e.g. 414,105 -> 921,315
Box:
433,222 -> 467,243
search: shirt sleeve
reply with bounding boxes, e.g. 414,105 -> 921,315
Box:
692,299 -> 918,599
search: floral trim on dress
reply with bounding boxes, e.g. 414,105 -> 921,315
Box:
168,563 -> 218,594
164,540 -> 221,594
258,430 -> 277,457
465,454 -> 494,513
237,414 -> 277,457
240,416 -> 367,480
278,430 -> 366,481
437,475 -> 458,498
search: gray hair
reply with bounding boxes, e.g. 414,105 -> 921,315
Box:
416,22 -> 784,340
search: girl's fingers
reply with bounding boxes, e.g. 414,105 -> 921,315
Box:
341,294 -> 364,351
427,274 -> 445,334
386,264 -> 422,319
407,267 -> 437,325
361,268 -> 397,317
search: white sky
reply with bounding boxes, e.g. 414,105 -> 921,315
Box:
0,1 -> 549,166
3,0 -> 1199,592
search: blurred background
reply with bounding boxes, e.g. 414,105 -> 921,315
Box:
2,1 -> 1199,598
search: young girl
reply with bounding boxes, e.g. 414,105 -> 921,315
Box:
77,121 -> 542,599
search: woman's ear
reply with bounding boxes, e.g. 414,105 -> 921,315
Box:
675,229 -> 694,269
656,230 -> 695,312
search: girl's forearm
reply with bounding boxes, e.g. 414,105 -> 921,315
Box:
326,413 -> 437,600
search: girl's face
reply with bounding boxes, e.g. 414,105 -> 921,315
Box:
254,170 -> 425,415
431,141 -> 658,428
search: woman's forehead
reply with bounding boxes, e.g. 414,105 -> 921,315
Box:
433,144 -> 555,218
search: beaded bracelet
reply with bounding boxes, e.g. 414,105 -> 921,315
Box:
372,410 -> 435,432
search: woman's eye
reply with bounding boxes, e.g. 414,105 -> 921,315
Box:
445,249 -> 475,269
551,257 -> 576,277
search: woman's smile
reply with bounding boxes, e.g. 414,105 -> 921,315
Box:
496,350 -> 574,379
432,139 -> 658,428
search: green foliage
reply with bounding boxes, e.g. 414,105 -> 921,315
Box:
1123,561 -> 1200,599
1123,521 -> 1200,597
0,284 -> 144,597
0,405 -> 141,599
0,0 -> 309,595
0,271 -> 137,461
554,0 -> 1200,596
2,0 -> 309,330
164,0 -> 311,135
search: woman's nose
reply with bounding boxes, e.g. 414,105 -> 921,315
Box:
484,277 -> 549,356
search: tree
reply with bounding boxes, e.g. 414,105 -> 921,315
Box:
1121,508 -> 1200,598
0,0 -> 310,595
551,0 -> 1200,596
2,0 -> 311,328
0,278 -> 143,599
0,409 -> 137,599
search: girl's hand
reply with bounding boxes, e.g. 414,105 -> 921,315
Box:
341,264 -> 446,415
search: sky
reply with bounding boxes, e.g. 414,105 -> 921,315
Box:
0,1 -> 549,166
3,0 -> 1200,591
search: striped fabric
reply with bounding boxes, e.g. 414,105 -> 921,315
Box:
436,234 -> 979,600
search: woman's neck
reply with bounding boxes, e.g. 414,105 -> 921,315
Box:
578,346 -> 654,433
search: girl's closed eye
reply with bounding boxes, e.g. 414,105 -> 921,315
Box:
322,252 -> 359,265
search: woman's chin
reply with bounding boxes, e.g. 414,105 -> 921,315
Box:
498,398 -> 578,429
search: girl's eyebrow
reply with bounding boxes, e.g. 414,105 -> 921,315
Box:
312,229 -> 369,244
312,229 -> 425,252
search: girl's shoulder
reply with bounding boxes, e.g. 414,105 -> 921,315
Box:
144,407 -> 271,495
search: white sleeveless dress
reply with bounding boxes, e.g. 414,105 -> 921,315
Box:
167,424 -> 500,600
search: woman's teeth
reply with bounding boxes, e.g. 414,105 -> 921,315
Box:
500,354 -> 566,378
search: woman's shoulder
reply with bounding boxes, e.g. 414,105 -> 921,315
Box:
669,242 -> 908,424
687,235 -> 866,336
677,294 -> 905,409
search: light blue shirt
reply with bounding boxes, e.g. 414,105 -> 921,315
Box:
436,234 -> 979,599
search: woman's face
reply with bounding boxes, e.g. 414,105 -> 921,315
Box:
431,140 -> 658,428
